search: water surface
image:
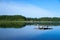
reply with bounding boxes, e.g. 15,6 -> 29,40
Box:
0,24 -> 60,40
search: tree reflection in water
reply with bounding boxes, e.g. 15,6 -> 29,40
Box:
0,22 -> 26,28
0,22 -> 60,30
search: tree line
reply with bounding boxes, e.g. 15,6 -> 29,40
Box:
0,15 -> 26,21
26,17 -> 60,21
0,15 -> 60,21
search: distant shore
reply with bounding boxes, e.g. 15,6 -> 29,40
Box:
0,21 -> 60,22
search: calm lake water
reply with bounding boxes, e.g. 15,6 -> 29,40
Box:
0,24 -> 60,40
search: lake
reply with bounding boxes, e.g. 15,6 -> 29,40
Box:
0,23 -> 60,40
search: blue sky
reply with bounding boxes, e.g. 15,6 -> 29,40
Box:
0,0 -> 60,18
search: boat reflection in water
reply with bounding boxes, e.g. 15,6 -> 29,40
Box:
35,24 -> 53,30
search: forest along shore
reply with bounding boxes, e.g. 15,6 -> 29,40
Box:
0,15 -> 60,24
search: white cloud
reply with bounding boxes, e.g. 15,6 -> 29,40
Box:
0,2 -> 54,18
